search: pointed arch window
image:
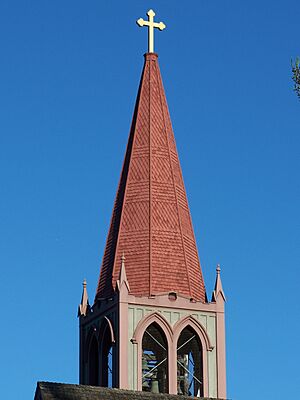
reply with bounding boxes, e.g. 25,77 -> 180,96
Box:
177,326 -> 203,397
88,335 -> 99,386
99,318 -> 114,388
142,322 -> 168,394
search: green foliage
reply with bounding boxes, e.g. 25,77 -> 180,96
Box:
292,57 -> 300,100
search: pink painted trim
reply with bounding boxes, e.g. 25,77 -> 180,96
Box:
126,290 -> 220,313
173,315 -> 212,397
103,316 -> 116,343
119,300 -> 129,389
216,308 -> 226,399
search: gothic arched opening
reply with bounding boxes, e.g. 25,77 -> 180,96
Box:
142,322 -> 168,394
99,319 -> 114,387
177,326 -> 203,397
88,335 -> 99,386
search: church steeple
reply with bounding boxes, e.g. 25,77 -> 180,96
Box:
79,10 -> 226,399
96,52 -> 206,302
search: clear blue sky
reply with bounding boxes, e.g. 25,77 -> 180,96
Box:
0,1 -> 299,399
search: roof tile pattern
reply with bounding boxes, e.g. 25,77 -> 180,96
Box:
96,53 -> 206,302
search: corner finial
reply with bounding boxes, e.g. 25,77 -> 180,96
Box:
116,251 -> 130,293
137,9 -> 166,53
78,278 -> 89,317
119,252 -> 127,283
212,264 -> 226,303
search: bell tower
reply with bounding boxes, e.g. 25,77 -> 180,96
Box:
78,9 -> 226,399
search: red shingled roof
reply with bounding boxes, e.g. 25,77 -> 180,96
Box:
96,53 -> 206,302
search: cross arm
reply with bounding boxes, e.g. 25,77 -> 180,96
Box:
136,18 -> 146,27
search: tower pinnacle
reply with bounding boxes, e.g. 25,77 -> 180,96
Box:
78,279 -> 89,317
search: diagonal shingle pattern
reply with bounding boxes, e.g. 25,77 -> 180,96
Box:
96,53 -> 206,302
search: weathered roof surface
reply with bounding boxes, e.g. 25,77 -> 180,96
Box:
35,382 -> 220,400
96,53 -> 206,302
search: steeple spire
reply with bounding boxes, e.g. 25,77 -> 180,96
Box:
96,52 -> 206,302
79,13 -> 226,398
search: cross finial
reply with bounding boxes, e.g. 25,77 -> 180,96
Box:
137,9 -> 166,53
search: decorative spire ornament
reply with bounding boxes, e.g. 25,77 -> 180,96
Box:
136,9 -> 166,53
212,264 -> 226,302
116,252 -> 130,292
78,279 -> 89,317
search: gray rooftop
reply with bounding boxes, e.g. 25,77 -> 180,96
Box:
34,382 -> 222,400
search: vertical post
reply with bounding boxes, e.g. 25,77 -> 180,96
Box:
149,27 -> 153,52
216,304 -> 226,399
118,299 -> 129,388
79,320 -> 84,384
148,10 -> 154,53
169,340 -> 177,394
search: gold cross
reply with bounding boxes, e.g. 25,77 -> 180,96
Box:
137,9 -> 166,53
